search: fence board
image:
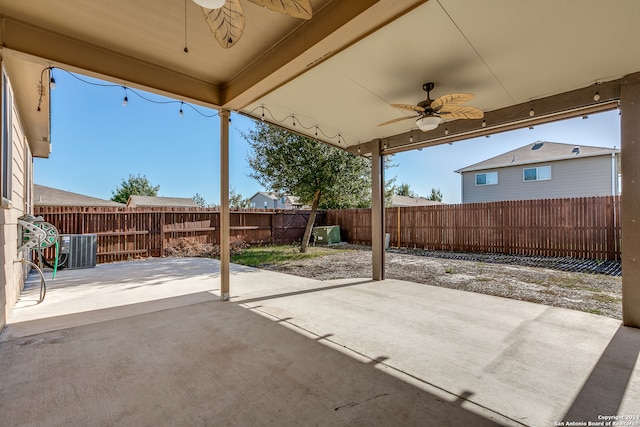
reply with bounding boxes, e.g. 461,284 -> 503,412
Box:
35,207 -> 324,264
324,196 -> 621,261
35,196 -> 621,264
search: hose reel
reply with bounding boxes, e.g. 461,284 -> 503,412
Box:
17,215 -> 60,304
18,214 -> 59,252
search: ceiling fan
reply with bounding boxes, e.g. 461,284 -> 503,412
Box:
379,82 -> 484,132
192,0 -> 313,48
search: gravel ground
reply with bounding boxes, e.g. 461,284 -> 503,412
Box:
261,245 -> 623,320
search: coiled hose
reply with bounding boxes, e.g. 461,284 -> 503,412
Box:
20,259 -> 46,303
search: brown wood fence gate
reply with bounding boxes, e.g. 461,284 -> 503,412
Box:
325,196 -> 621,261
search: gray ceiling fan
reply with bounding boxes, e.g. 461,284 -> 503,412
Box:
379,82 -> 484,131
192,0 -> 312,48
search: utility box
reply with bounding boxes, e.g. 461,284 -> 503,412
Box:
312,226 -> 341,245
59,234 -> 97,269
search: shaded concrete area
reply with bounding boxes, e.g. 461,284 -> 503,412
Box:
1,258 -> 639,426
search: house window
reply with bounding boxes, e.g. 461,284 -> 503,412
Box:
523,165 -> 551,182
475,171 -> 498,186
1,70 -> 13,205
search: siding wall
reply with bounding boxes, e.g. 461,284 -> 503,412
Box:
461,156 -> 617,203
250,194 -> 280,209
1,67 -> 32,330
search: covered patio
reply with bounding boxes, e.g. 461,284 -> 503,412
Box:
1,259 -> 639,426
2,0 -> 640,325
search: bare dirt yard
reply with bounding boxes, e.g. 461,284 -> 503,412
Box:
261,245 -> 623,320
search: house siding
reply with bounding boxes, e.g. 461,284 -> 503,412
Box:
1,68 -> 32,330
250,193 -> 280,209
461,155 -> 616,203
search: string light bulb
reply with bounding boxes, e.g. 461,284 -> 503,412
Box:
409,135 -> 414,143
444,128 -> 449,135
122,96 -> 128,107
529,108 -> 535,117
481,120 -> 486,128
593,91 -> 600,101
49,76 -> 56,90
179,102 -> 184,117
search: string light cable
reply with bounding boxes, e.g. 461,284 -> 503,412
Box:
246,104 -> 346,146
38,66 -> 218,118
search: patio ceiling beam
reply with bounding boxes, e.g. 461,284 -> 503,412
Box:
349,77 -> 623,156
222,0 -> 428,110
0,16 -> 222,108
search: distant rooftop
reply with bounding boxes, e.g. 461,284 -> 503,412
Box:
391,195 -> 441,207
126,195 -> 199,208
455,141 -> 619,173
34,184 -> 125,207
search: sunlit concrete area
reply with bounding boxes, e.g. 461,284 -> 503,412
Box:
1,258 -> 639,426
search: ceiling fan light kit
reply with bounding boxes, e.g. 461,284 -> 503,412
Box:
416,115 -> 441,131
193,0 -> 226,9
380,82 -> 483,132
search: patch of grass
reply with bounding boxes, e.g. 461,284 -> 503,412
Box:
445,266 -> 456,274
590,294 -> 621,304
587,308 -> 603,315
231,245 -> 344,267
476,277 -> 492,282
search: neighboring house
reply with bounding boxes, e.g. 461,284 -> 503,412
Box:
34,184 -> 125,207
1,57 -> 51,330
455,141 -> 620,203
249,192 -> 304,209
391,195 -> 441,207
249,192 -> 281,209
126,195 -> 199,208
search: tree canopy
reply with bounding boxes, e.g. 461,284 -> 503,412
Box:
244,122 -> 394,251
395,182 -> 416,197
111,173 -> 159,203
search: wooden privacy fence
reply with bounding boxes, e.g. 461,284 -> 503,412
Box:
35,196 -> 621,263
325,196 -> 622,261
34,207 -> 322,264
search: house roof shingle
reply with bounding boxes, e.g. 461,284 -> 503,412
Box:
34,184 -> 125,207
126,195 -> 199,208
455,141 -> 619,173
391,195 -> 441,207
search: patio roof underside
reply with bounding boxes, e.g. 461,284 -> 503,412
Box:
2,0 -> 640,159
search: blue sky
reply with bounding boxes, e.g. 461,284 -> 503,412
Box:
35,70 -> 621,205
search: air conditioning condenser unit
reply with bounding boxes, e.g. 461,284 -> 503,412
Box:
59,234 -> 97,269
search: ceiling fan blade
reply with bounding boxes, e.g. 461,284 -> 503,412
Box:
247,0 -> 312,19
439,105 -> 484,119
378,116 -> 417,127
430,93 -> 475,111
390,103 -> 425,113
202,0 -> 245,48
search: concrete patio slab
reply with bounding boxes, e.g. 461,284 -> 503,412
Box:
1,257 -> 639,426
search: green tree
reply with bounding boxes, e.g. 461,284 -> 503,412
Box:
192,193 -> 208,208
244,122 -> 395,252
229,187 -> 250,209
111,173 -> 159,203
395,182 -> 416,197
427,188 -> 443,202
